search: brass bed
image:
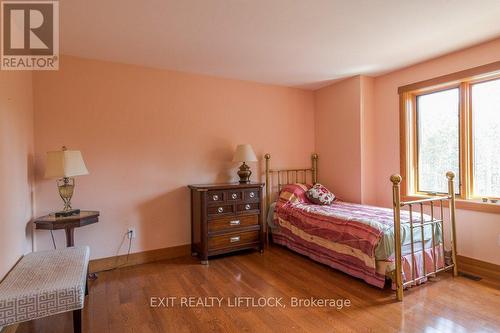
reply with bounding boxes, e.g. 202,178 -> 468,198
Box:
264,153 -> 458,301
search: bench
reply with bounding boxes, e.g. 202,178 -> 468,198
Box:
0,246 -> 90,333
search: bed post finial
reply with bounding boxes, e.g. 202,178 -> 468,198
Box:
264,154 -> 271,246
390,174 -> 402,185
390,173 -> 403,301
311,153 -> 318,184
447,171 -> 458,277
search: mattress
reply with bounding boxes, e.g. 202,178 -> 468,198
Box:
267,184 -> 445,288
267,201 -> 442,261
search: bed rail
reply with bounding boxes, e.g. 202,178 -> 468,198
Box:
391,172 -> 458,301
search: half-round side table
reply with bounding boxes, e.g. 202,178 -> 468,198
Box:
34,211 -> 100,247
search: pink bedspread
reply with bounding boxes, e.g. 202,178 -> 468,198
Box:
272,184 -> 444,288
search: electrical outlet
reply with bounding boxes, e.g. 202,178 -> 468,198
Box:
127,228 -> 136,239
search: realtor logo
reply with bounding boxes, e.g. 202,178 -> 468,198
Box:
1,0 -> 59,70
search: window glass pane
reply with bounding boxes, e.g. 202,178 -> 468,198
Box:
416,88 -> 460,193
472,78 -> 500,198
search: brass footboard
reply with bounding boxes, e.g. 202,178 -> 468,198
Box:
391,172 -> 458,301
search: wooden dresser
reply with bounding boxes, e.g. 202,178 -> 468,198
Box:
188,182 -> 264,264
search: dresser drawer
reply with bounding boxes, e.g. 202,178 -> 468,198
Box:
209,230 -> 259,251
208,215 -> 259,233
207,191 -> 224,204
236,202 -> 259,213
243,189 -> 260,202
207,204 -> 234,217
226,190 -> 243,201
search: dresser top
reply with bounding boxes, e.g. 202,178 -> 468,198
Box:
188,182 -> 264,191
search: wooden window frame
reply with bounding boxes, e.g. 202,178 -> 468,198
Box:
413,85 -> 462,196
399,61 -> 500,214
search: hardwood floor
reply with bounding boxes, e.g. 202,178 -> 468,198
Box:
14,245 -> 500,333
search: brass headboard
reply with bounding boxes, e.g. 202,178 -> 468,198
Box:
264,153 -> 318,218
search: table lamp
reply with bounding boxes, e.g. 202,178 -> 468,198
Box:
232,144 -> 257,183
45,146 -> 89,217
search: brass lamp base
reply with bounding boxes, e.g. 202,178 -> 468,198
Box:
237,162 -> 252,183
55,177 -> 79,216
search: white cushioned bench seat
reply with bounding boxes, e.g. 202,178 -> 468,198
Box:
0,246 -> 89,327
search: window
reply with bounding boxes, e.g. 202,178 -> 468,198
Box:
416,88 -> 460,194
472,79 -> 500,198
399,61 -> 500,212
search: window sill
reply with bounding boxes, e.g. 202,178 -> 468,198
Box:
403,195 -> 500,214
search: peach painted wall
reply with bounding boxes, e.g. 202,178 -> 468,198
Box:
372,38 -> 500,265
314,76 -> 362,203
314,75 -> 377,205
360,76 -> 376,206
0,71 -> 34,279
32,56 -> 315,259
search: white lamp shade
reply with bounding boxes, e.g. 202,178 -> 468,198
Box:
232,144 -> 257,162
44,150 -> 89,179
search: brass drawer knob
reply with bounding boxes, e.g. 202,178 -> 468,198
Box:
230,236 -> 240,243
217,207 -> 224,213
212,195 -> 219,201
245,204 -> 251,210
231,193 -> 237,199
249,192 -> 255,198
229,220 -> 240,226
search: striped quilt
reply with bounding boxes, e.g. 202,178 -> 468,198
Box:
272,184 -> 444,288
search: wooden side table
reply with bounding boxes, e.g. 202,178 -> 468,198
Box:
34,211 -> 100,247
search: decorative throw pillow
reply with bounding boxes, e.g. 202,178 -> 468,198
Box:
306,183 -> 336,205
278,183 -> 311,205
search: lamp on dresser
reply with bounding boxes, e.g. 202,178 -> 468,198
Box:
45,146 -> 89,217
232,144 -> 258,183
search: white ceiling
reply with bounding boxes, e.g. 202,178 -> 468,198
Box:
60,0 -> 500,89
